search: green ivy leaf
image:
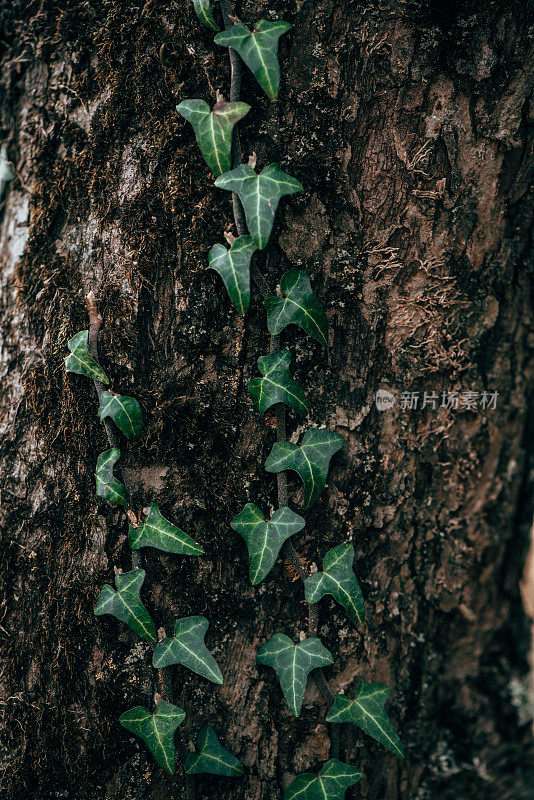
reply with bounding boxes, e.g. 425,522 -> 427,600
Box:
98,391 -> 143,438
185,726 -> 244,776
177,98 -> 250,177
230,504 -> 305,585
284,759 -> 362,800
264,270 -> 328,347
248,349 -> 309,415
265,429 -> 344,509
95,569 -> 157,642
64,330 -> 109,383
214,163 -> 302,249
192,0 -> 219,31
326,681 -> 404,757
305,544 -> 364,625
120,702 -> 185,774
214,20 -> 291,100
129,504 -> 204,556
152,616 -> 223,684
208,235 -> 257,313
95,448 -> 127,506
257,634 -> 333,716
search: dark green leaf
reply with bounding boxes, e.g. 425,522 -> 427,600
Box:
264,270 -> 328,347
209,235 -> 257,313
64,330 -> 109,383
257,634 -> 333,716
214,163 -> 302,249
95,448 -> 127,506
214,20 -> 291,100
230,504 -> 305,585
326,680 -> 404,757
264,429 -> 344,509
248,349 -> 309,415
185,726 -> 244,776
177,98 -> 250,177
95,569 -> 157,642
192,0 -> 219,31
305,544 -> 364,625
98,391 -> 143,438
129,504 -> 204,556
120,702 -> 185,774
152,616 -> 223,684
284,759 -> 362,800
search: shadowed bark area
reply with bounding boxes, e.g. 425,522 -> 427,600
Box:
0,1 -> 532,798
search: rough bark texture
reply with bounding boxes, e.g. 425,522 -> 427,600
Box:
0,1 -> 533,799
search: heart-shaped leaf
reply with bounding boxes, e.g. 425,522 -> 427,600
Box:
214,163 -> 302,249
284,759 -> 362,800
152,616 -> 223,684
326,680 -> 404,757
230,504 -> 305,585
305,544 -> 364,625
257,634 -> 333,716
120,702 -> 185,774
265,429 -> 344,509
95,569 -> 157,642
96,448 -> 127,506
264,270 -> 328,347
177,98 -> 250,177
248,349 -> 309,415
192,0 -> 219,31
65,330 -> 109,383
208,235 -> 257,313
185,726 -> 244,776
129,504 -> 204,556
98,391 -> 143,438
214,20 -> 291,100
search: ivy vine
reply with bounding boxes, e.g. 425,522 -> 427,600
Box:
65,2 -> 404,797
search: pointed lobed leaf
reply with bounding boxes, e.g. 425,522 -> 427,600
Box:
214,20 -> 291,100
257,633 -> 333,716
95,568 -> 157,641
177,98 -> 250,177
305,544 -> 364,625
264,270 -> 328,347
64,330 -> 109,383
192,0 -> 219,31
120,702 -> 185,774
152,616 -> 223,684
209,235 -> 257,313
284,759 -> 362,800
129,504 -> 204,556
185,725 -> 244,776
231,504 -> 305,585
265,428 -> 344,509
214,163 -> 302,249
96,448 -> 127,506
326,680 -> 404,757
98,391 -> 143,438
248,349 -> 309,415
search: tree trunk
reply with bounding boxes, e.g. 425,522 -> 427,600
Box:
1,1 -> 532,799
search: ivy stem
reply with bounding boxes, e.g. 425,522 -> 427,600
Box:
86,293 -> 196,792
217,5 -> 340,763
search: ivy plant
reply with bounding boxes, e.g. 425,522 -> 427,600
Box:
326,681 -> 404,757
257,634 -> 333,716
177,97 -> 250,177
214,163 -> 302,249
98,391 -> 143,438
209,235 -> 257,313
248,350 -> 309,415
265,429 -> 344,509
284,759 -> 362,800
264,270 -> 328,347
95,569 -> 157,642
129,503 -> 204,555
230,504 -> 305,585
152,616 -> 223,684
95,448 -> 127,505
119,703 -> 186,774
185,726 -> 244,776
64,330 -> 108,382
304,544 -> 365,625
192,0 -> 220,31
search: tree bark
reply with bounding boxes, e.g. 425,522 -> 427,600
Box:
0,1 -> 532,799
